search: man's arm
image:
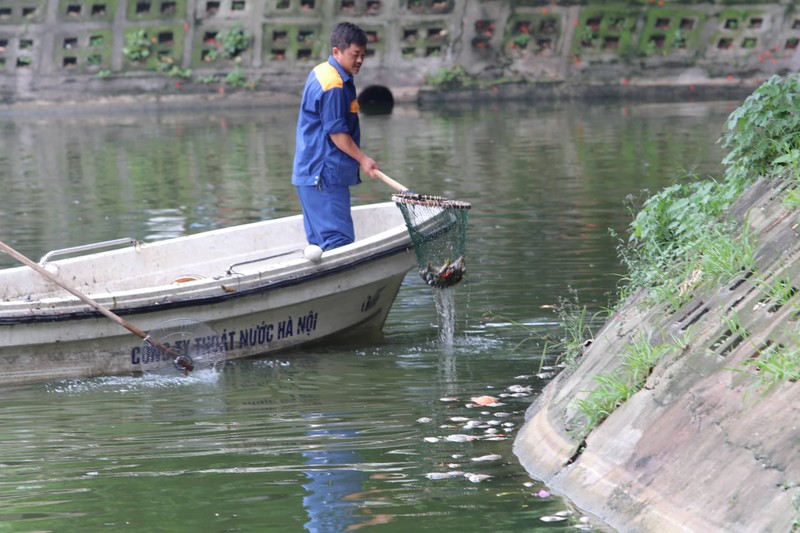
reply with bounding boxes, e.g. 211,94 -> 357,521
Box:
329,132 -> 379,177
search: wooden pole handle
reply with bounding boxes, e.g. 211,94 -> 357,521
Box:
373,170 -> 410,193
0,239 -> 149,340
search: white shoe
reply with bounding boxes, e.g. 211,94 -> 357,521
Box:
303,244 -> 323,262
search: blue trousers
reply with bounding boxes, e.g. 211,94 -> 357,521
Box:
296,184 -> 355,251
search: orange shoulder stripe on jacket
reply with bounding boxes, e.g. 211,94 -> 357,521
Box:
313,62 -> 343,91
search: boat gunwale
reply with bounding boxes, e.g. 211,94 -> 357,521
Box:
0,202 -> 414,323
0,240 -> 413,325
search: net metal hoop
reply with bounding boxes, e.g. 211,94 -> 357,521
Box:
392,193 -> 472,210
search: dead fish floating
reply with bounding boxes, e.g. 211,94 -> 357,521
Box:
419,256 -> 466,289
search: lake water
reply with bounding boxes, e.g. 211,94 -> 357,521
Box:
0,98 -> 736,532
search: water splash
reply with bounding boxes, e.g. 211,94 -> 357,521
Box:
434,287 -> 457,345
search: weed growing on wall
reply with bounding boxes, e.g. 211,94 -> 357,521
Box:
571,72 -> 800,423
122,29 -> 151,62
737,332 -> 800,391
573,332 -> 673,433
216,26 -> 251,60
424,65 -> 470,88
720,74 -> 800,188
618,73 -> 800,303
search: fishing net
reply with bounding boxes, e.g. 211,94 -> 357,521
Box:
140,318 -> 227,376
392,193 -> 471,289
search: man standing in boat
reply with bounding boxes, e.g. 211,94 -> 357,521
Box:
292,22 -> 380,255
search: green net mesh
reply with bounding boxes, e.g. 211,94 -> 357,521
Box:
392,193 -> 471,289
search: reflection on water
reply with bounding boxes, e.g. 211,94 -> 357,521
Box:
0,99 -> 736,531
302,414 -> 369,532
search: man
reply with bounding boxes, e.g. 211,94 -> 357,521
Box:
292,22 -> 379,255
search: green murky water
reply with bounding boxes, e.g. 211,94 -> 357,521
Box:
0,99 -> 734,532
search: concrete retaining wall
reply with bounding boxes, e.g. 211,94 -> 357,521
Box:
513,176 -> 800,532
0,0 -> 798,104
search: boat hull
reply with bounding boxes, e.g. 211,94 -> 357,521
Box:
0,203 -> 416,384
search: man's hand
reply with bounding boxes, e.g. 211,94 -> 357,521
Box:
329,132 -> 379,179
360,156 -> 379,178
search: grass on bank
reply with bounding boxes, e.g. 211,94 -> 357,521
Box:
574,332 -> 674,431
566,73 -> 800,432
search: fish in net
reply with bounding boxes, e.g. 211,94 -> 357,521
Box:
392,193 -> 471,289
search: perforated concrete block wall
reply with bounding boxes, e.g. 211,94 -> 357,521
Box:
0,0 -> 797,102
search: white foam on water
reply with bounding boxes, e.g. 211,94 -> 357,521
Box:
47,367 -> 222,394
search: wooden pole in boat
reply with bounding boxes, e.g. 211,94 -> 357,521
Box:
0,239 -> 193,372
0,239 -> 149,338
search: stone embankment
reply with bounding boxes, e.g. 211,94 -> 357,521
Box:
514,176 -> 800,531
0,0 -> 797,107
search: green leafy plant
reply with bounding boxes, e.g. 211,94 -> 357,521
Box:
719,73 -> 800,188
155,56 -> 192,78
203,48 -> 220,62
424,65 -> 471,89
772,137 -> 800,183
216,26 -> 250,59
123,29 -> 152,62
223,66 -> 259,88
617,74 -> 800,304
196,74 -> 221,84
511,33 -> 531,49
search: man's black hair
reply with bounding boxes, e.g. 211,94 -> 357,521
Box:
331,22 -> 367,50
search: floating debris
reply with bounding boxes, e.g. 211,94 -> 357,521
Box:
445,434 -> 475,443
470,395 -> 500,406
507,384 -> 532,393
540,515 -> 569,523
534,489 -> 551,498
417,417 -> 433,424
425,471 -> 464,480
464,473 -> 491,483
471,454 -> 502,462
424,437 -> 440,443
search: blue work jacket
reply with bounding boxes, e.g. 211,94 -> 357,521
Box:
292,56 -> 361,187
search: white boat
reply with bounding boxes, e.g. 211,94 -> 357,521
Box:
0,202 -> 418,385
